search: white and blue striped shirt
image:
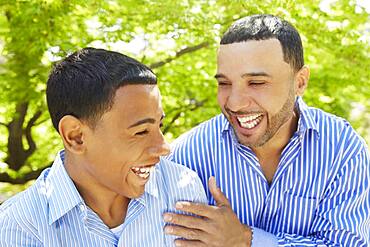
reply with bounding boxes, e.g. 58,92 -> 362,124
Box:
0,151 -> 207,247
168,97 -> 370,246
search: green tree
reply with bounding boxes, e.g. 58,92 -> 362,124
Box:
0,0 -> 369,193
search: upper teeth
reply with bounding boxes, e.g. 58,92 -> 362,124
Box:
132,167 -> 152,173
237,114 -> 261,123
131,166 -> 154,179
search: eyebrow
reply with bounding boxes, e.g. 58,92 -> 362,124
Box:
242,72 -> 271,78
214,72 -> 272,79
128,115 -> 165,128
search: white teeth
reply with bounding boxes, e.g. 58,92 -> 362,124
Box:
237,114 -> 262,129
131,166 -> 154,179
132,167 -> 150,173
237,114 -> 261,123
240,119 -> 259,129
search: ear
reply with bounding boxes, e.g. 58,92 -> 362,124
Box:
58,115 -> 86,154
294,65 -> 310,96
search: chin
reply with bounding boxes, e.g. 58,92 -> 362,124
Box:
128,187 -> 146,199
237,133 -> 267,148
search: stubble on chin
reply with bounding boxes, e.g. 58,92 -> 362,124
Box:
226,93 -> 296,148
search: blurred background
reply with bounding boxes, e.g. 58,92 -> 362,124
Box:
0,0 -> 369,202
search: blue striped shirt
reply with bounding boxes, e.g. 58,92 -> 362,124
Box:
168,97 -> 370,246
0,151 -> 207,246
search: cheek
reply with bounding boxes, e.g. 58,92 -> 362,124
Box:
217,88 -> 228,106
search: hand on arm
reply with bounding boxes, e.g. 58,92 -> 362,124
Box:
164,177 -> 252,247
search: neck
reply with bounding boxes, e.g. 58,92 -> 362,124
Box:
64,153 -> 130,228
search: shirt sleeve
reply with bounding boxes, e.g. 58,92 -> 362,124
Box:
252,227 -> 278,247
274,146 -> 370,246
0,214 -> 42,247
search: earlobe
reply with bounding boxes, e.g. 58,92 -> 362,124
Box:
58,115 -> 85,154
295,65 -> 310,96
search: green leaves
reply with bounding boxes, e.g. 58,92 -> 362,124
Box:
0,0 -> 369,190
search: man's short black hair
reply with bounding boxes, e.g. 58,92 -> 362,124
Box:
221,14 -> 304,72
46,47 -> 157,131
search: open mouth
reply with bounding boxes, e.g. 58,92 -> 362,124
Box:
131,165 -> 155,180
236,113 -> 263,129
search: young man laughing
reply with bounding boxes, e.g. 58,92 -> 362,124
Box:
0,48 -> 207,247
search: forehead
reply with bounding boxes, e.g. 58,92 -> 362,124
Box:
217,39 -> 288,73
108,84 -> 162,122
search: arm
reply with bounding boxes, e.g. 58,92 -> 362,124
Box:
166,121 -> 369,246
164,145 -> 370,247
0,214 -> 42,247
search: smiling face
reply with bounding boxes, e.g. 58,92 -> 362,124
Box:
77,84 -> 170,198
216,39 -> 307,148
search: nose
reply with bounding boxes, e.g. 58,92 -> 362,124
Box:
226,86 -> 252,112
149,131 -> 171,157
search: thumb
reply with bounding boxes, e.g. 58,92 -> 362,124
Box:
209,176 -> 230,207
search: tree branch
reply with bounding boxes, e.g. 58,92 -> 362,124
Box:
6,102 -> 28,170
162,98 -> 206,134
33,116 -> 50,127
149,42 -> 209,69
0,165 -> 49,184
24,110 -> 42,157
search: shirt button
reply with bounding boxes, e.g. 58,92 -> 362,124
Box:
298,133 -> 304,141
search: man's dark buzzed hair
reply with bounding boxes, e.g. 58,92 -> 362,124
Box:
221,14 -> 304,72
46,47 -> 157,131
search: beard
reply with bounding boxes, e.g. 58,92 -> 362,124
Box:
225,85 -> 296,148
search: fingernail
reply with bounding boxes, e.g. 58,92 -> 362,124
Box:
163,214 -> 172,222
175,242 -> 182,247
210,177 -> 217,187
164,226 -> 173,234
176,201 -> 190,209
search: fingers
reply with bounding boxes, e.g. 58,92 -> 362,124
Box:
164,224 -> 208,242
208,176 -> 230,207
174,239 -> 206,247
174,201 -> 218,218
163,213 -> 207,231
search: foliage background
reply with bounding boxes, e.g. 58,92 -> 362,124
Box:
0,0 -> 369,201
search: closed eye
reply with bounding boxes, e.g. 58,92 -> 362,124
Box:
135,130 -> 149,136
249,80 -> 266,85
218,81 -> 231,86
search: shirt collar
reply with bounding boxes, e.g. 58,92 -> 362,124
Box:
221,114 -> 231,133
46,150 -> 84,225
221,96 -> 319,139
296,96 -> 319,136
46,150 -> 160,224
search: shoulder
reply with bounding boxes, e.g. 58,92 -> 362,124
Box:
155,158 -> 207,203
0,173 -> 47,244
307,105 -> 355,133
313,107 -> 364,140
156,158 -> 204,187
307,106 -> 368,161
